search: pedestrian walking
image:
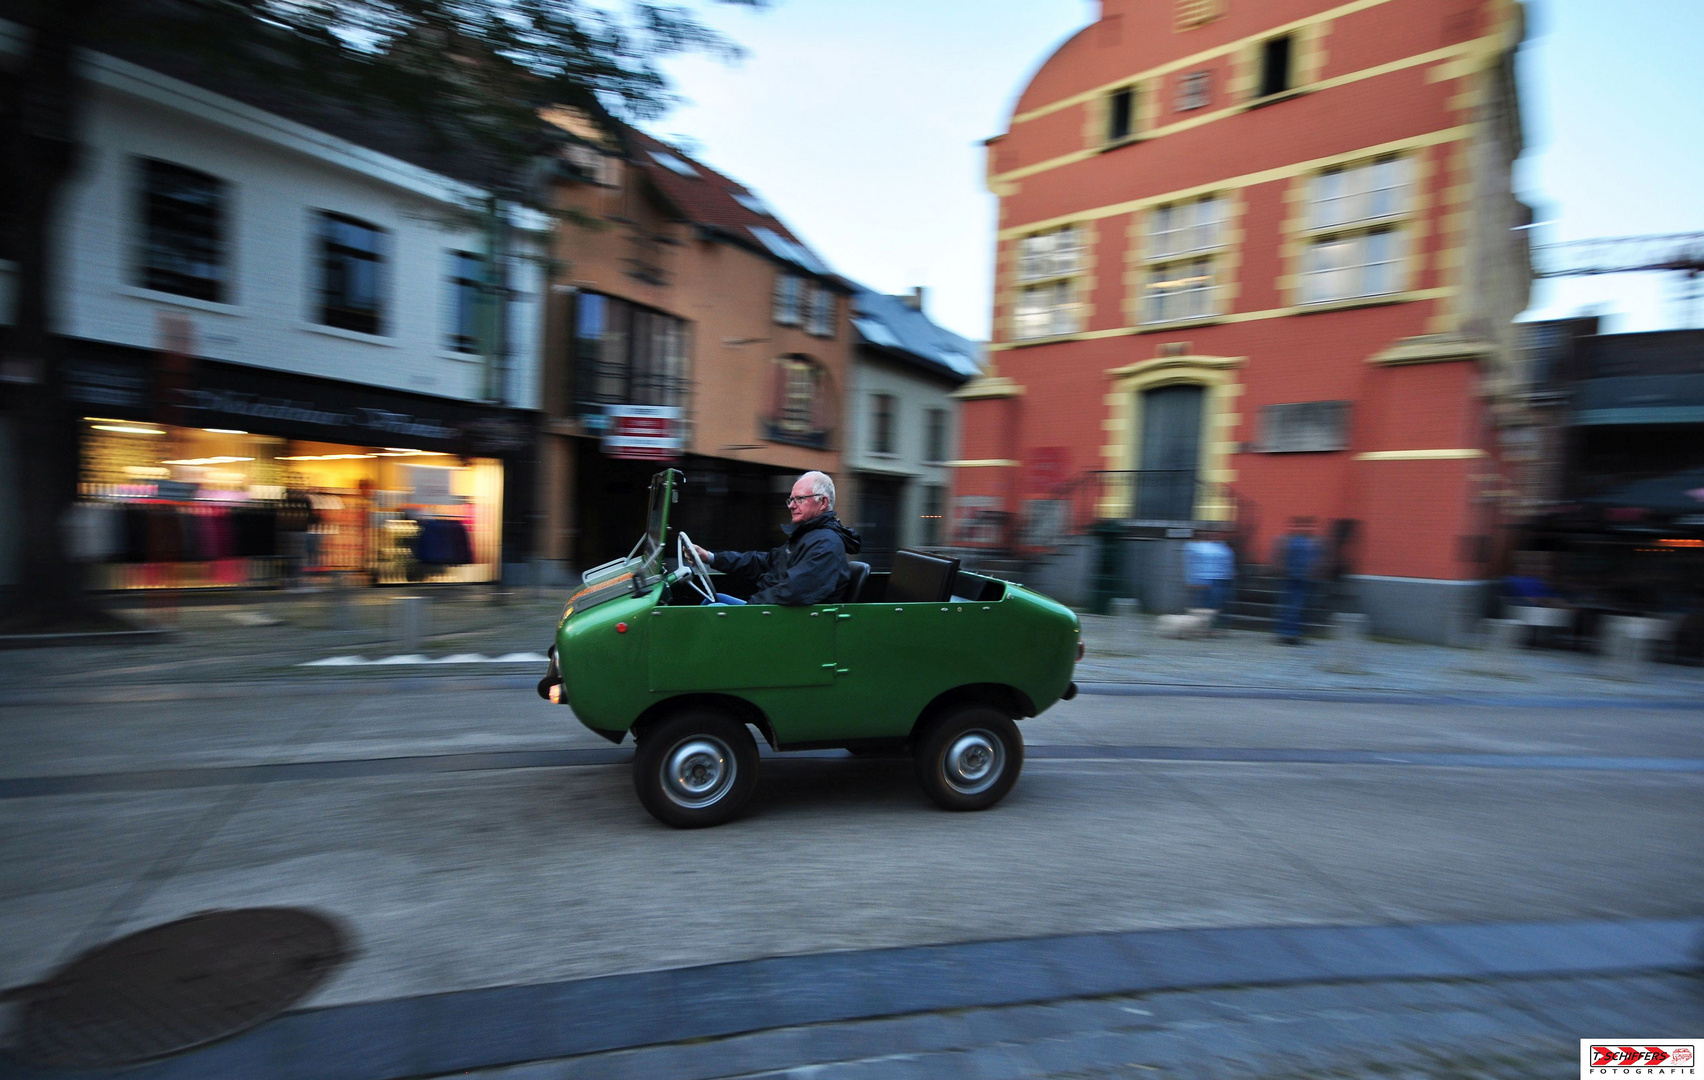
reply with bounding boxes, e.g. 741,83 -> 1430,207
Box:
1184,530 -> 1236,627
1274,517 -> 1320,645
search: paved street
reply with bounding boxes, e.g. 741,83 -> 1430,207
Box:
1,609 -> 1701,1078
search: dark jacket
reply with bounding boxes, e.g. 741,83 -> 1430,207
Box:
712,512 -> 863,605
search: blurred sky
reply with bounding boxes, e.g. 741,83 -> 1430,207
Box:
643,0 -> 1704,342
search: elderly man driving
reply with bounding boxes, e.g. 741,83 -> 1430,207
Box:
689,471 -> 861,606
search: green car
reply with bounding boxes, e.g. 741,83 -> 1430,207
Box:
538,469 -> 1082,827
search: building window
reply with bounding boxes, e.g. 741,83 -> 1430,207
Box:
1013,224 -> 1085,340
447,251 -> 483,354
806,285 -> 835,337
919,484 -> 945,546
571,291 -> 690,415
1301,156 -> 1411,304
871,393 -> 896,455
1258,35 -> 1294,98
1142,195 -> 1226,324
1258,400 -> 1351,452
139,159 -> 227,303
924,408 -> 948,463
1175,0 -> 1222,29
773,272 -> 803,326
1107,86 -> 1136,142
1177,70 -> 1211,111
317,211 -> 387,335
765,356 -> 832,449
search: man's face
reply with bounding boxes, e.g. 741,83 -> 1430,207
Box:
788,478 -> 827,526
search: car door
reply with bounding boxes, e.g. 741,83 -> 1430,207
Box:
646,603 -> 837,694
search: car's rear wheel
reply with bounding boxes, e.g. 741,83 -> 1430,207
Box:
913,705 -> 1023,811
633,710 -> 758,828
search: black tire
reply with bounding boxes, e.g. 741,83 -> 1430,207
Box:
913,705 -> 1023,811
633,710 -> 759,828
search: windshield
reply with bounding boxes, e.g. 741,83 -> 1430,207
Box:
645,468 -> 681,564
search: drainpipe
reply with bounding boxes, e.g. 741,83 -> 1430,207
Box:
479,195 -> 507,405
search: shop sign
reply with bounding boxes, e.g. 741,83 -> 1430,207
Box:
65,359 -> 150,410
176,389 -> 459,442
603,405 -> 682,461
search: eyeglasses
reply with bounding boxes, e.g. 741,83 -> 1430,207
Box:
785,494 -> 824,507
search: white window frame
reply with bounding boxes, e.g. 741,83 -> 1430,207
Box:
1013,225 -> 1085,340
1177,70 -> 1211,112
805,284 -> 834,337
1300,156 -> 1412,305
1142,195 -> 1226,325
773,272 -> 803,326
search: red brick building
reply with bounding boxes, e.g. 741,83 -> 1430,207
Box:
957,0 -> 1531,640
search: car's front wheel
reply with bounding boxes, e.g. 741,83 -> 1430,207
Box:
633,710 -> 758,828
913,705 -> 1023,811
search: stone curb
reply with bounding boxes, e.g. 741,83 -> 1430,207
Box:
4,917 -> 1698,1080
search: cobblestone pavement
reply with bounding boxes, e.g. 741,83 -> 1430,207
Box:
475,971 -> 1701,1080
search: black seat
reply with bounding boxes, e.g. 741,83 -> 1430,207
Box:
841,561 -> 871,603
887,549 -> 960,603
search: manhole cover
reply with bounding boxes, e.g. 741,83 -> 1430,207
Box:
8,907 -> 349,1068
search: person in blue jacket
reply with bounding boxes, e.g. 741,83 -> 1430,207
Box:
689,471 -> 862,605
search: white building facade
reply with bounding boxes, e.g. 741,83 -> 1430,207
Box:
2,45 -> 546,589
841,287 -> 980,567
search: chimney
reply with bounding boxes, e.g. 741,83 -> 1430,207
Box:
902,286 -> 925,312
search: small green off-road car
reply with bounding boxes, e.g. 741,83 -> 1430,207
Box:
538,470 -> 1082,827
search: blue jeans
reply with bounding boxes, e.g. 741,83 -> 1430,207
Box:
1277,579 -> 1310,640
702,593 -> 747,606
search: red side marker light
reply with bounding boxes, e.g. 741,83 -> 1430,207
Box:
616,622 -> 628,634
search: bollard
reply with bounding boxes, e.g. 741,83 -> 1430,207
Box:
331,572 -> 359,634
1601,616 -> 1659,681
1322,611 -> 1369,674
1483,617 -> 1523,678
390,595 -> 429,654
1107,597 -> 1141,655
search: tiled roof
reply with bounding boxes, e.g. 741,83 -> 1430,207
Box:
624,128 -> 838,280
848,286 -> 983,384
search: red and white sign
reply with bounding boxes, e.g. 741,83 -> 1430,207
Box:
1583,1041 -> 1696,1075
603,405 -> 683,461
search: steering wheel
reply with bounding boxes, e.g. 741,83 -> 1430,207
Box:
675,532 -> 717,604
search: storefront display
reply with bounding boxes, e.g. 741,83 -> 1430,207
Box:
76,422 -> 503,588
60,344 -> 536,591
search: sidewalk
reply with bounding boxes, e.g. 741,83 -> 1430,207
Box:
1073,613 -> 1704,704
5,590 -> 1699,703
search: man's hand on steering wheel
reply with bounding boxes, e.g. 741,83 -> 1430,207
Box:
675,532 -> 718,604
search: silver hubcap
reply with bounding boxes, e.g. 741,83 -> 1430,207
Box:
662,737 -> 736,809
943,730 -> 1005,795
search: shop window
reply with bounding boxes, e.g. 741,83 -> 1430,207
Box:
1107,86 -> 1136,143
1013,224 -> 1085,340
570,291 -> 690,417
317,211 -> 387,335
139,159 -> 227,303
1301,157 -> 1412,304
1258,35 -> 1293,98
773,272 -> 803,326
447,251 -> 483,354
1257,400 -> 1351,453
806,285 -> 835,337
764,356 -> 833,449
924,408 -> 948,463
871,393 -> 896,455
1143,195 -> 1226,324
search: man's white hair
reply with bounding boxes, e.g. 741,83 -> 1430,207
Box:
799,470 -> 835,511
